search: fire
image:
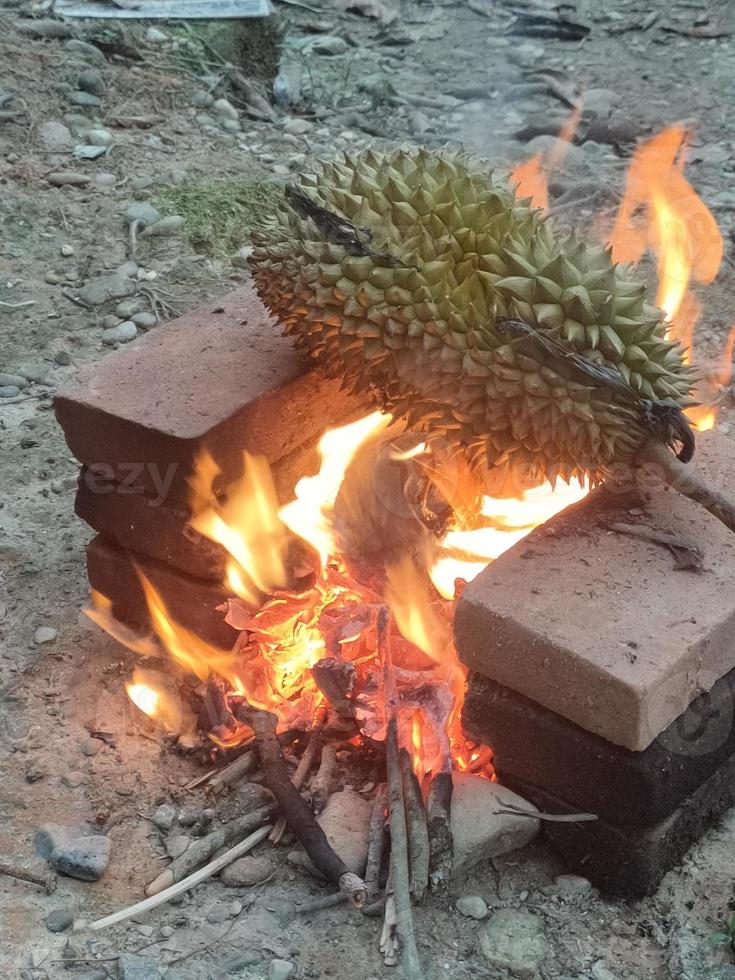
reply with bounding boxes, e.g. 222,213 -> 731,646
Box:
124,668 -> 185,733
127,681 -> 159,718
510,103 -> 584,212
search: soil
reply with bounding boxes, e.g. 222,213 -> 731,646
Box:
2,0 -> 735,978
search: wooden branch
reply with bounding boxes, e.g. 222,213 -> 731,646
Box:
398,750 -> 430,904
234,703 -> 367,906
379,609 -> 424,978
207,748 -> 256,794
310,742 -> 337,815
364,785 -> 387,904
636,439 -> 735,535
270,727 -> 322,844
145,804 -> 276,896
0,858 -> 56,894
427,770 -> 453,895
75,824 -> 272,933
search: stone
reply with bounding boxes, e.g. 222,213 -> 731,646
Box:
34,627 -> 57,645
115,299 -> 139,318
176,805 -> 201,827
464,668 -> 735,826
55,350 -> 72,366
139,215 -> 185,237
64,39 -> 107,67
306,35 -> 348,55
166,835 -> 191,859
38,121 -> 74,152
268,960 -> 295,980
49,834 -> 112,881
0,385 -> 20,397
62,771 -> 86,788
284,117 -> 312,136
221,854 -> 274,887
450,773 -> 539,878
131,311 -> 156,328
35,823 -> 89,859
0,372 -> 28,388
272,164 -> 290,178
78,69 -> 106,97
46,271 -> 62,284
455,431 -> 735,752
477,910 -> 549,977
582,87 -> 618,117
190,90 -> 214,108
20,363 -> 51,383
220,118 -> 241,133
590,962 -> 618,980
74,144 -> 107,161
17,18 -> 71,38
152,803 -> 177,831
45,907 -> 75,933
145,27 -> 168,44
123,202 -> 161,227
54,286 -> 370,505
47,171 -> 90,187
61,244 -> 75,256
87,129 -> 113,147
222,951 -> 262,971
102,321 -> 137,346
455,895 -> 488,919
78,274 -> 136,307
213,98 -> 239,121
117,952 -> 162,980
291,789 -> 370,876
68,91 -> 102,108
554,874 -> 593,897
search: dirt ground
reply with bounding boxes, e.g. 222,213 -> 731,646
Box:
3,0 -> 735,977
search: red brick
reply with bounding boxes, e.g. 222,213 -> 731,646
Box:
54,286 -> 371,505
455,430 -> 735,751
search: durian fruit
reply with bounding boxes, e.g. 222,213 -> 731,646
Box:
250,147 -> 696,488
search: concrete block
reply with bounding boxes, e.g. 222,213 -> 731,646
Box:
455,431 -> 735,751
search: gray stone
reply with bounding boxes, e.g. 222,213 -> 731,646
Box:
55,350 -> 72,366
102,315 -> 120,329
35,823 -> 90,859
87,129 -> 113,147
123,202 -> 160,227
477,910 -> 549,977
0,385 -> 19,397
17,18 -> 71,38
456,895 -> 488,919
131,311 -> 157,328
152,803 -> 177,831
190,90 -> 214,108
176,804 -> 201,827
62,771 -> 86,788
590,961 -> 618,980
284,117 -> 312,136
583,88 -> 618,117
34,626 -> 58,645
38,121 -> 74,153
117,952 -> 162,980
64,39 -> 107,67
102,322 -> 138,345
50,835 -> 111,881
74,145 -> 107,160
166,835 -> 191,859
115,300 -> 139,318
195,113 -> 217,128
20,364 -> 51,384
450,774 -> 539,878
116,261 -> 138,278
64,112 -> 94,136
0,372 -> 27,388
68,91 -> 101,108
554,874 -> 593,898
268,960 -> 295,980
78,274 -> 136,306
306,35 -> 348,56
222,951 -> 262,971
220,117 -> 241,133
78,69 -> 106,97
145,27 -> 168,43
45,907 -> 75,933
221,854 -> 274,887
140,215 -> 185,237
213,98 -> 238,121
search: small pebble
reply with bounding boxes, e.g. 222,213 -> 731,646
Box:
284,117 -> 312,136
101,314 -> 120,329
77,68 -> 106,97
0,372 -> 28,388
60,243 -> 75,256
55,350 -> 72,366
159,925 -> 175,938
221,854 -> 274,887
68,91 -> 101,108
136,924 -> 155,938
219,117 -> 241,133
45,907 -> 75,933
140,215 -> 185,237
115,300 -> 139,318
45,271 -> 61,285
20,363 -> 51,383
131,311 -> 156,328
213,98 -> 238,121
87,129 -> 113,147
35,627 -> 58,645
81,737 -> 102,756
176,805 -> 201,828
190,90 -> 214,108
62,771 -> 86,788
102,321 -> 137,346
152,803 -> 177,831
269,960 -> 296,980
0,385 -> 20,398
272,164 -> 290,178
456,895 -> 488,919
50,835 -> 112,882
123,202 -> 161,228
145,26 -> 168,43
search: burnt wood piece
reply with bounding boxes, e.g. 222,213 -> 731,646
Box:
501,749 -> 735,898
463,670 -> 735,828
398,749 -> 430,904
426,770 -> 453,895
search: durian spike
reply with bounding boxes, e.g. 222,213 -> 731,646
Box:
635,439 -> 735,536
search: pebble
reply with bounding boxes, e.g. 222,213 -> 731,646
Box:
64,39 -> 108,67
213,98 -> 239,121
87,129 -> 113,147
68,91 -> 102,108
74,144 -> 107,160
221,854 -> 274,887
77,69 -> 106,97
222,951 -> 262,972
590,961 -> 618,980
159,925 -> 175,938
283,117 -> 313,136
79,273 -> 136,306
583,87 -> 618,118
166,835 -> 191,859
136,924 -> 155,938
81,737 -> 102,756
131,311 -> 156,328
190,90 -> 214,108
62,771 -> 86,788
60,243 -> 75,256
455,895 -> 488,919
102,321 -> 137,345
94,173 -> 117,188
195,113 -> 217,128
55,349 -> 72,366
289,789 -> 370,876
140,215 -> 185,237
34,626 -> 58,645
123,202 -> 161,227
20,363 -> 50,383
450,773 -> 539,877
526,134 -> 587,170
117,952 -> 163,980
102,314 -> 121,329
0,372 -> 28,388
176,804 -> 201,827
269,960 -> 296,980
219,117 -> 241,133
116,300 -> 139,318
152,803 -> 177,831
0,385 -> 20,397
306,35 -> 349,56
145,27 -> 168,44
36,825 -> 111,882
45,907 -> 75,933
47,171 -> 90,187
38,120 -> 74,152
45,271 -> 62,284
273,164 -> 290,178
554,873 -> 593,898
478,910 -> 549,977
18,18 -> 71,38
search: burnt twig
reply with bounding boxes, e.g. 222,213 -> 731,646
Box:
270,725 -> 323,843
310,742 -> 337,815
426,769 -> 454,895
0,859 -> 56,894
398,750 -> 430,904
364,785 -> 387,904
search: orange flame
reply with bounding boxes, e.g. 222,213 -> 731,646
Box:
510,103 -> 584,212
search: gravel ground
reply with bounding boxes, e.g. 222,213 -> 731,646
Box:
2,0 -> 735,977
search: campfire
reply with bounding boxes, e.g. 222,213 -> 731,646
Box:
55,124 -> 735,971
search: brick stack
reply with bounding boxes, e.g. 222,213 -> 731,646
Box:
54,286 -> 371,647
455,430 -> 735,896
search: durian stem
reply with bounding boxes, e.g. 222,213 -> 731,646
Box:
636,440 -> 735,535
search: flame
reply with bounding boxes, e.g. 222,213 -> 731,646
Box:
385,556 -> 448,664
510,103 -> 584,212
125,668 -> 185,732
127,681 -> 159,718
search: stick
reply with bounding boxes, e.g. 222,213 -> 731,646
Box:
310,742 -> 337,815
495,803 -> 598,823
234,703 -> 367,907
636,440 -> 735,535
379,609 -> 424,979
207,749 -> 256,794
292,891 -> 349,916
427,770 -> 453,895
364,785 -> 387,904
0,859 -> 56,894
269,728 -> 322,844
398,750 -> 430,905
607,521 -> 703,570
74,825 -> 272,933
0,300 -> 34,310
144,804 -> 275,896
